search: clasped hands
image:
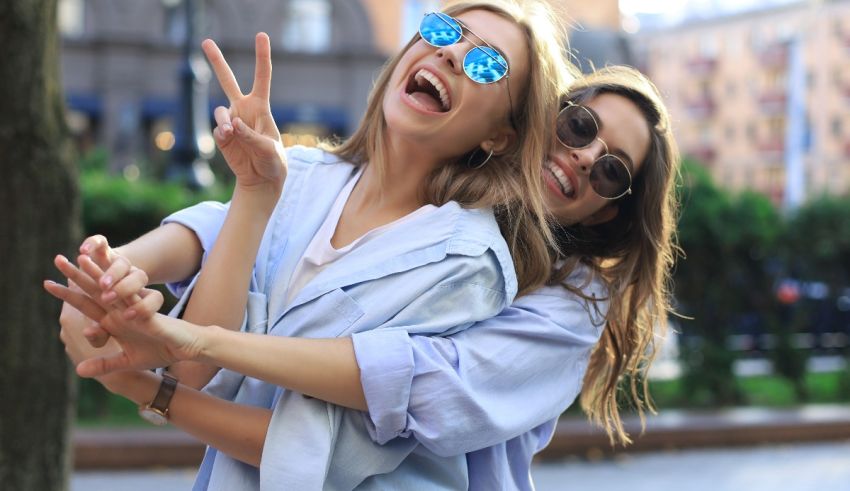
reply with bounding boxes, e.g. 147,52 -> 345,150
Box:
45,236 -> 204,378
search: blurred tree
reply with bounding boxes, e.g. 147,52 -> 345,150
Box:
0,1 -> 78,489
675,161 -> 742,405
784,196 -> 850,395
674,161 -> 783,406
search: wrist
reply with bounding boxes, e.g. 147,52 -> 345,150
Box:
231,178 -> 285,206
231,184 -> 280,214
195,324 -> 228,365
100,370 -> 159,405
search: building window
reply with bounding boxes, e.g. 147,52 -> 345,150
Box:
282,0 -> 332,53
58,0 -> 85,38
832,117 -> 843,137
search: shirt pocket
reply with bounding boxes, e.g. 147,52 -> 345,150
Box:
270,288 -> 365,338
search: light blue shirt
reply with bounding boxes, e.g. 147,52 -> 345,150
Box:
163,146 -> 518,490
349,268 -> 607,490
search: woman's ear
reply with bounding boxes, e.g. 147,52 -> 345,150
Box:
485,125 -> 518,154
580,203 -> 619,226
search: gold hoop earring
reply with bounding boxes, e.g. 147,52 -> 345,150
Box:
467,148 -> 494,169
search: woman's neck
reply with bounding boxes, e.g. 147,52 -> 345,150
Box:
350,135 -> 443,214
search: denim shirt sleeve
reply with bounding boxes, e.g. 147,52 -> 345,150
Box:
350,277 -> 608,456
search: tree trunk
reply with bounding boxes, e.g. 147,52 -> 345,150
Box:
0,1 -> 79,489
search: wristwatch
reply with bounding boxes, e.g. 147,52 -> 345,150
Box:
138,372 -> 178,426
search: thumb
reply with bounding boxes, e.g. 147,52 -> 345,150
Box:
76,352 -> 131,378
233,117 -> 273,151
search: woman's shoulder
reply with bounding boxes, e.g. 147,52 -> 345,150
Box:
281,145 -> 357,195
519,263 -> 608,309
285,145 -> 346,165
423,204 -> 517,299
511,264 -> 609,333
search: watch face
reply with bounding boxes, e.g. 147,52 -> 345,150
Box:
139,407 -> 168,426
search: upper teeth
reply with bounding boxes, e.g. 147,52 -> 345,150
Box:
415,69 -> 451,111
546,161 -> 573,196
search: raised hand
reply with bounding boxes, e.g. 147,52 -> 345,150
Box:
205,33 -> 287,193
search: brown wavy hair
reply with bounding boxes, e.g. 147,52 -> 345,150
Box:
327,0 -> 575,295
549,66 -> 681,445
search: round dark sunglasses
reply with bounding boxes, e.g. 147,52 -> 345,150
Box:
556,102 -> 633,200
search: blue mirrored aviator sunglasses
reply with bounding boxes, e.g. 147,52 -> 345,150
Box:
418,12 -> 510,84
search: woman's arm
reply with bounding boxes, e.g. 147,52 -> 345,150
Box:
58,286 -> 270,467
77,223 -> 204,294
102,371 -> 271,467
350,287 -> 605,455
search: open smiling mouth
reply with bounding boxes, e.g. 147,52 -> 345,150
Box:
544,160 -> 575,198
405,68 -> 452,113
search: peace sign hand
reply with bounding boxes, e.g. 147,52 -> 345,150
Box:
205,33 -> 287,195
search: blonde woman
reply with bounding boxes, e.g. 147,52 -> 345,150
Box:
48,1 -> 576,489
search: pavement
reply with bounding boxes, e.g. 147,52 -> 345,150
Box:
73,441 -> 850,491
73,403 -> 850,469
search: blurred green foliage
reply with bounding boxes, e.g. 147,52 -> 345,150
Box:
674,159 -> 850,407
80,150 -> 231,246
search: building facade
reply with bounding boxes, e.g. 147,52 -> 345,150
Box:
635,0 -> 850,203
58,0 -> 627,174
59,0 -> 386,171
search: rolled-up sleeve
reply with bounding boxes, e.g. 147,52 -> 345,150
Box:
352,282 -> 608,457
160,200 -> 229,298
351,329 -> 415,444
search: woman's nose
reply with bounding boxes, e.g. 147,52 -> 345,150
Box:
435,45 -> 463,75
570,139 -> 605,173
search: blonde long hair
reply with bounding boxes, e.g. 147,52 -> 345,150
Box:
328,0 -> 576,295
551,66 -> 681,445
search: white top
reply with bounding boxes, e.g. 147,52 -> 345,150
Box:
285,167 -> 437,305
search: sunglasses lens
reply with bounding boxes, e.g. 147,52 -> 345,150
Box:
590,156 -> 631,199
556,106 -> 598,148
463,46 -> 508,84
420,13 -> 462,47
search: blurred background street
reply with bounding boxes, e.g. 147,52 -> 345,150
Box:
72,441 -> 850,491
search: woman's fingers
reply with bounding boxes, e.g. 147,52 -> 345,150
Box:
53,255 -> 104,302
233,117 -> 273,151
124,288 -> 164,321
44,280 -> 107,323
76,352 -> 132,378
76,255 -> 135,309
110,267 -> 149,305
202,38 -> 243,103
82,323 -> 112,348
213,106 -> 235,146
97,254 -> 130,290
251,32 -> 272,101
79,235 -> 114,269
214,105 -> 232,130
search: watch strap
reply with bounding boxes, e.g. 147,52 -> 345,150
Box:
149,372 -> 178,414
